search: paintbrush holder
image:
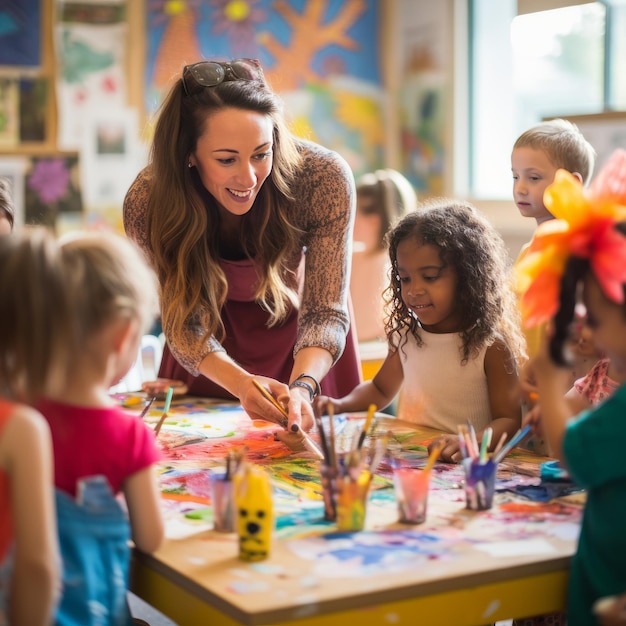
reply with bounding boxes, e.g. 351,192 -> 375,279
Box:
462,458 -> 497,511
320,463 -> 339,522
335,471 -> 372,532
210,470 -> 235,533
392,466 -> 431,524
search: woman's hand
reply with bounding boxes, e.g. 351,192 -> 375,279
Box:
239,376 -> 291,427
286,385 -> 315,432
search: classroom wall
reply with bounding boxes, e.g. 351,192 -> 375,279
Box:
385,0 -> 533,259
0,0 -> 533,257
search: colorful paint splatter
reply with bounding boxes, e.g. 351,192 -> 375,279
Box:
117,393 -> 584,577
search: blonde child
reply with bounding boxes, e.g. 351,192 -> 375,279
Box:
317,199 -> 526,463
351,169 -> 417,343
0,178 -> 14,234
36,231 -> 165,624
0,229 -> 65,625
518,154 -> 626,625
512,118 -> 596,367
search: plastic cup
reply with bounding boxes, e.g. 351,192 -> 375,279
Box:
462,458 -> 497,511
392,467 -> 430,524
335,471 -> 372,532
210,471 -> 235,532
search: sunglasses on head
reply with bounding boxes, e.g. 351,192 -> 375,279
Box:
181,59 -> 264,96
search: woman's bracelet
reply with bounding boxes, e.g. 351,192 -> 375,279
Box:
289,373 -> 321,403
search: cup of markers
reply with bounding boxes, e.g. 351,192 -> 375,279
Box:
458,423 -> 531,511
462,457 -> 496,511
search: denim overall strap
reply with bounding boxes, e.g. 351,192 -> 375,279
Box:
55,476 -> 133,626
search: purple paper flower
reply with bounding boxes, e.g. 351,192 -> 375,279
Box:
27,158 -> 71,204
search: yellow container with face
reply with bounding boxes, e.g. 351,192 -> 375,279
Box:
234,464 -> 273,561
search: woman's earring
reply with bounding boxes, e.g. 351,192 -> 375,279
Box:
188,161 -> 193,168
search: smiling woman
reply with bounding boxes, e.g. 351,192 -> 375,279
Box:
123,58 -> 361,435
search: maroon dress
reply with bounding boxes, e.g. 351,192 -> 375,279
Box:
159,256 -> 361,398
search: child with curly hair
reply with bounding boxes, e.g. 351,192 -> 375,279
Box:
317,198 -> 526,463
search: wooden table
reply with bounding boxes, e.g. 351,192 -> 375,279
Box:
123,395 -> 583,626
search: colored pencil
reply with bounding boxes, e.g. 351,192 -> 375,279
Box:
251,379 -> 289,428
479,427 -> 493,463
493,424 -> 532,464
492,431 -> 508,457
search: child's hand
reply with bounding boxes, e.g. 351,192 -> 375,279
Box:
314,394 -> 339,417
594,594 -> 626,626
429,435 -> 461,463
522,403 -> 544,437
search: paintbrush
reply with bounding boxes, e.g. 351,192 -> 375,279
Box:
139,395 -> 156,419
368,430 -> 390,474
326,402 -> 338,470
356,403 -> 377,451
153,385 -> 174,436
252,379 -> 324,460
423,441 -> 444,474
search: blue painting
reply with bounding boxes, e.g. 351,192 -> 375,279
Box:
0,0 -> 41,67
145,0 -> 384,175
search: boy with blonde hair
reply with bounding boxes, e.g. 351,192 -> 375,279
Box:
512,118 -> 596,355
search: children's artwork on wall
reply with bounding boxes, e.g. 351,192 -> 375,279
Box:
0,79 -> 19,148
18,77 -> 48,142
24,156 -> 83,234
80,107 -> 142,232
0,0 -> 41,67
0,77 -> 48,145
54,0 -> 127,150
395,0 -> 450,196
145,0 -> 384,175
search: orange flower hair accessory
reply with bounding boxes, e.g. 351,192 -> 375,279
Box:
516,148 -> 626,328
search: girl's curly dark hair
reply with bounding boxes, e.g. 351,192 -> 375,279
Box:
383,198 -> 526,366
549,222 -> 626,365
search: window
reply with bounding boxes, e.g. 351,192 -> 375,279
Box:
468,0 -> 626,199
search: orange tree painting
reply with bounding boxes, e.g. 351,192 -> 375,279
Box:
146,0 -> 383,175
